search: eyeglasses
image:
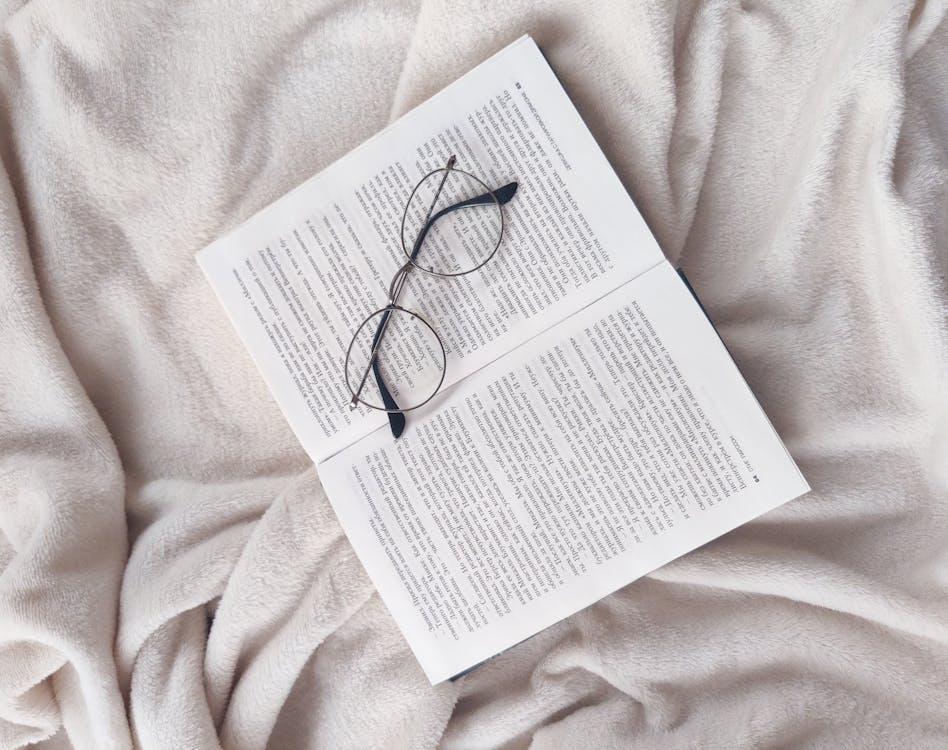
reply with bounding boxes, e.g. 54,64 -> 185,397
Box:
344,155 -> 518,438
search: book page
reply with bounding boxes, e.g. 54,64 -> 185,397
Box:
197,36 -> 663,462
317,262 -> 809,683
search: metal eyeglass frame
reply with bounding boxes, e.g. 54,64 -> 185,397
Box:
344,154 -> 518,438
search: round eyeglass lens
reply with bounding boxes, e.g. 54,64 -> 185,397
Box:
345,306 -> 446,412
401,166 -> 503,277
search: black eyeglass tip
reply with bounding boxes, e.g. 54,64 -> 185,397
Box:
389,411 -> 406,439
494,181 -> 519,205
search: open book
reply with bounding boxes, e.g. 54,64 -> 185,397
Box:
197,35 -> 809,684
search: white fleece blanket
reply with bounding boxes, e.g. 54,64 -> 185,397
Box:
1,1 -> 946,748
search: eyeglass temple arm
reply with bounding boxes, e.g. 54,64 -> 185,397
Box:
406,181 -> 519,263
373,179 -> 520,439
368,309 -> 407,437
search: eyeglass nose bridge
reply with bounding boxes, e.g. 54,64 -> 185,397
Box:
387,261 -> 414,306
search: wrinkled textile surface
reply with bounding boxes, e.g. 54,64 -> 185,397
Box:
1,1 -> 946,748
